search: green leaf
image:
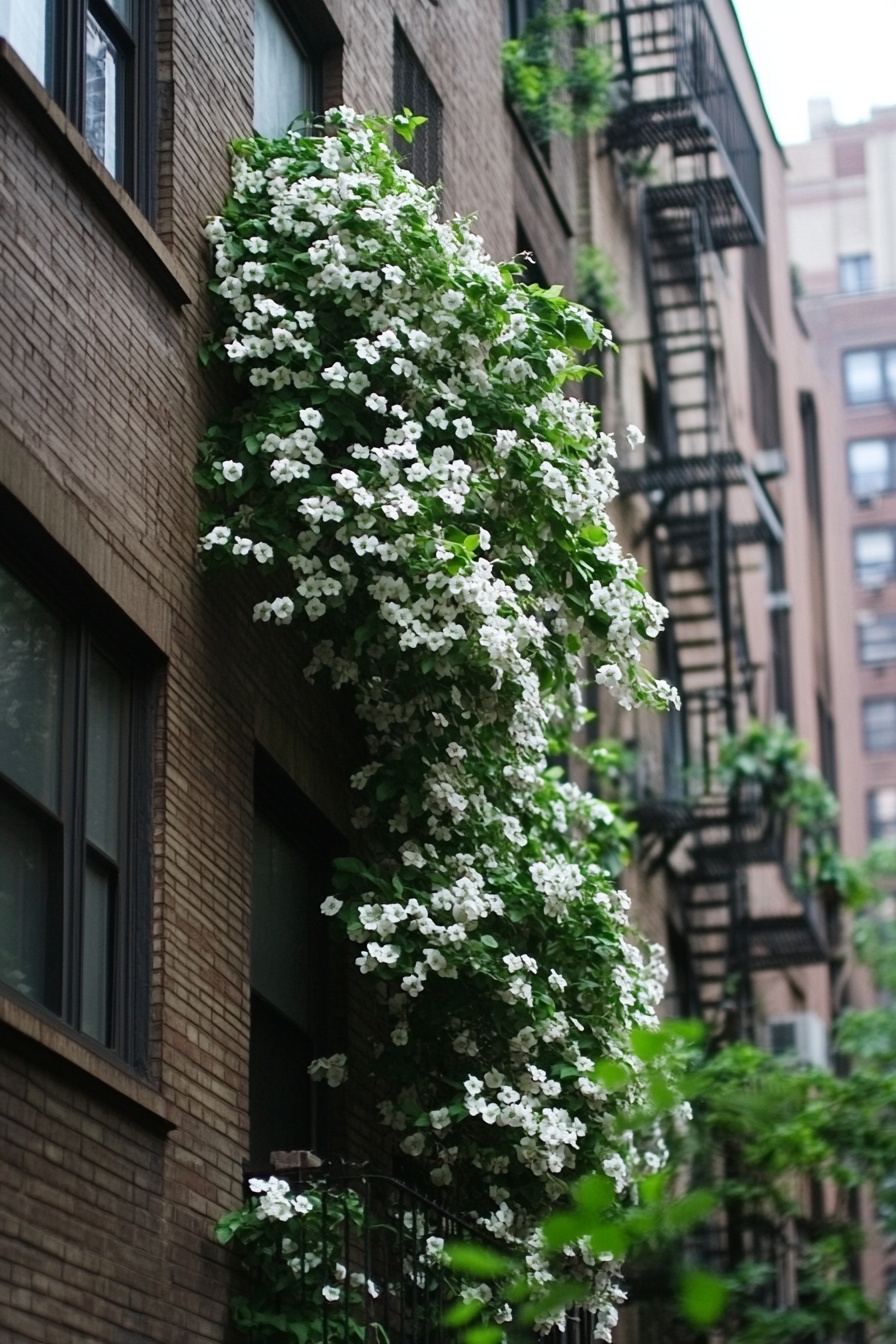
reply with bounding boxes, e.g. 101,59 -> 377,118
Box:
463,533 -> 481,552
443,1242 -> 515,1279
580,524 -> 608,547
480,933 -> 499,948
333,857 -> 367,874
443,1298 -> 485,1327
463,1327 -> 505,1344
680,1269 -> 728,1328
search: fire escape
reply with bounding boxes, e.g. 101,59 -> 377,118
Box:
599,0 -> 829,1037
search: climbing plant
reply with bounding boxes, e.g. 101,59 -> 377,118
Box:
501,4 -> 615,141
198,108 -> 681,1337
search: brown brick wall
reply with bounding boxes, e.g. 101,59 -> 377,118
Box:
0,0 -> 564,1339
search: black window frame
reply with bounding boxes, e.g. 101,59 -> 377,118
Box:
0,497 -> 156,1071
392,21 -> 443,189
843,345 -> 896,407
863,698 -> 896,753
848,436 -> 896,498
16,0 -> 158,217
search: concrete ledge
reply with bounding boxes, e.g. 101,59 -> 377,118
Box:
0,38 -> 194,308
0,987 -> 176,1136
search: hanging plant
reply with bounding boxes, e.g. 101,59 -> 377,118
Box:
501,4 -> 615,141
198,108 -> 679,1337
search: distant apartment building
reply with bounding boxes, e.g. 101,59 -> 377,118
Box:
787,99 -> 896,858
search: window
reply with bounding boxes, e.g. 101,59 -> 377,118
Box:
249,755 -> 338,1165
863,699 -> 896,752
504,0 -> 544,39
849,438 -> 896,497
869,787 -> 896,842
253,0 -> 316,139
393,23 -> 442,188
1,0 -> 155,213
844,346 -> 896,406
855,527 -> 896,587
839,253 -> 874,294
859,614 -> 896,665
0,556 -> 151,1065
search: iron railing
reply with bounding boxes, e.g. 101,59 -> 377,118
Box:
240,1167 -> 598,1343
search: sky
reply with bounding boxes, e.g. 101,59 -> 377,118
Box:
731,0 -> 896,145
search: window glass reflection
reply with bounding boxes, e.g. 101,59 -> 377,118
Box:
84,11 -> 120,176
0,0 -> 49,85
253,0 -> 311,139
0,564 -> 63,811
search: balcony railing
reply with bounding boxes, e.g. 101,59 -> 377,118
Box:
239,1166 -> 596,1342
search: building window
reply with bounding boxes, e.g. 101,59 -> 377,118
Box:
504,0 -> 544,39
839,253 -> 874,294
1,0 -> 155,213
854,527 -> 896,587
849,438 -> 896,497
253,0 -> 317,139
859,614 -> 896,665
0,557 -> 152,1065
393,23 -> 442,188
869,787 -> 896,842
844,346 -> 896,406
249,754 -> 338,1165
863,699 -> 896,753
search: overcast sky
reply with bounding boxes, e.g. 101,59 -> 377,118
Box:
731,0 -> 896,145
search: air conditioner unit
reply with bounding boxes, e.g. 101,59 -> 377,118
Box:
766,1013 -> 829,1069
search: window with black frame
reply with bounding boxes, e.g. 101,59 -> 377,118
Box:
393,23 -> 442,188
0,556 -> 152,1066
249,753 -> 338,1166
2,0 -> 155,213
253,0 -> 318,139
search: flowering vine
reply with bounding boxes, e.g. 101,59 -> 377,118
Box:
198,108 -> 680,1336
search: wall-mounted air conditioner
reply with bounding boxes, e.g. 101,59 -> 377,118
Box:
766,1013 -> 829,1069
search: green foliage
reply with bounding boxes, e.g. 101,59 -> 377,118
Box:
575,244 -> 621,318
501,4 -> 614,141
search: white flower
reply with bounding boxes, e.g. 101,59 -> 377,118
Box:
253,542 -> 274,564
200,526 -> 231,549
366,393 -> 388,413
309,1053 -> 347,1087
322,1285 -> 341,1302
453,416 -> 474,439
321,896 -> 343,916
626,423 -> 645,447
221,460 -> 244,481
231,536 -> 252,556
400,1131 -> 426,1156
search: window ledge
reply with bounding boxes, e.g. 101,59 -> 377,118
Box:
0,986 -> 176,1136
0,39 -> 193,308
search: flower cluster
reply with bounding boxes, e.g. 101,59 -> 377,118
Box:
198,109 -> 678,1335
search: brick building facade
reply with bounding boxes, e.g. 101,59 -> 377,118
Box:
0,1 -> 870,1340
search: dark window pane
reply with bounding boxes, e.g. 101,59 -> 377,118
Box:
0,565 -> 63,811
864,699 -> 896,753
80,855 -> 114,1045
393,24 -> 443,187
253,0 -> 311,138
251,811 -> 314,1034
0,792 -> 62,1011
86,649 -> 124,860
84,11 -> 121,176
106,0 -> 133,28
249,992 -> 313,1164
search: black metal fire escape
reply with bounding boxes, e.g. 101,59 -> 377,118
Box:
599,0 -> 829,1035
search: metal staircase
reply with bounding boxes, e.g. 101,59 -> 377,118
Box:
602,0 -> 830,1036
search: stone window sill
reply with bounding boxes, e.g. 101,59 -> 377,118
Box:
0,39 -> 193,308
0,985 -> 176,1136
